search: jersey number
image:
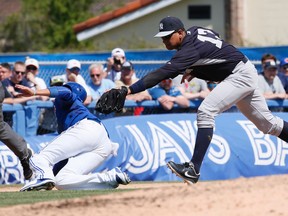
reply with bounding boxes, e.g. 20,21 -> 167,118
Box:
197,29 -> 223,48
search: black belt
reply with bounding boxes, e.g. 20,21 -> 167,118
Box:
242,56 -> 248,63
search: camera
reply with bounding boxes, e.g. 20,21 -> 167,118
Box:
113,57 -> 122,65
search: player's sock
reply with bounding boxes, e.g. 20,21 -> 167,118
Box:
278,120 -> 288,141
191,128 -> 213,173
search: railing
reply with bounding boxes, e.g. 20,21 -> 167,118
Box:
3,99 -> 288,137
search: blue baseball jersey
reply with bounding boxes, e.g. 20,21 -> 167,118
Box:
48,86 -> 100,134
130,26 -> 247,93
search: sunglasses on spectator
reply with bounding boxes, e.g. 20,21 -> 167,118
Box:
90,74 -> 101,78
15,71 -> 26,75
69,67 -> 80,72
283,65 -> 288,70
26,66 -> 37,71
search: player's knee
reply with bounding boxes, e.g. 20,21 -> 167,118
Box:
197,109 -> 215,128
54,172 -> 66,189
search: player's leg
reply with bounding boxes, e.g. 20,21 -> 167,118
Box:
168,61 -> 257,183
0,112 -> 32,180
54,149 -> 130,190
21,119 -> 113,191
236,88 -> 285,139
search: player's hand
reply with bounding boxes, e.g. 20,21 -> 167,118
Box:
181,72 -> 195,84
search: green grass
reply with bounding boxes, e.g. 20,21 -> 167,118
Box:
0,186 -> 133,207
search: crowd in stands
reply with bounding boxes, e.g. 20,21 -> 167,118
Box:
1,50 -> 288,134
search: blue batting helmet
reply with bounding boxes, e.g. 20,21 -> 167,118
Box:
63,82 -> 87,102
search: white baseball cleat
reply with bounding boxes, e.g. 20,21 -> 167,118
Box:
20,178 -> 55,192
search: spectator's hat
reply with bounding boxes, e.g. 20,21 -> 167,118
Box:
264,60 -> 277,69
280,58 -> 288,67
121,61 -> 133,70
25,58 -> 39,69
50,75 -> 65,86
154,16 -> 184,38
67,59 -> 81,70
111,48 -> 125,57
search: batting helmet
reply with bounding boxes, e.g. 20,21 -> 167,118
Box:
63,82 -> 87,102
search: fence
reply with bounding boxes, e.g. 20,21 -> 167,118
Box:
3,99 -> 288,138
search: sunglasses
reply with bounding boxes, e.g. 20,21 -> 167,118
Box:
69,67 -> 80,72
26,66 -> 37,71
90,74 -> 101,78
15,71 -> 26,75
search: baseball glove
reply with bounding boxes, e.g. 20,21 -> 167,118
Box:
95,86 -> 128,114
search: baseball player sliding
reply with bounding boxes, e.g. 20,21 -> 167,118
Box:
96,16 -> 288,184
17,82 -> 130,191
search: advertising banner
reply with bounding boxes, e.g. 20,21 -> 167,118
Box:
1,113 -> 288,184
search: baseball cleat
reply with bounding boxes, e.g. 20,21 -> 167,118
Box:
20,178 -> 55,192
20,148 -> 33,180
167,161 -> 200,184
115,167 -> 131,185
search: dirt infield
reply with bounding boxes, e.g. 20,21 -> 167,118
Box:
1,174 -> 288,216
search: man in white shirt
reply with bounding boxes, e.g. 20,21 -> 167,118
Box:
61,59 -> 92,105
25,58 -> 48,101
104,48 -> 137,81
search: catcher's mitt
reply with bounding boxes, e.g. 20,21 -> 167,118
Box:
95,86 -> 128,114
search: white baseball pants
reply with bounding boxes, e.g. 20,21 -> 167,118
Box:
30,118 -> 119,190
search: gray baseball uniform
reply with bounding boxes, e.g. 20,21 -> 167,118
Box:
0,81 -> 32,179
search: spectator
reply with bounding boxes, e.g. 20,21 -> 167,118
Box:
115,61 -> 151,102
0,62 -> 12,81
258,60 -> 286,100
60,59 -> 92,105
1,62 -> 37,125
115,61 -> 151,115
25,58 -> 48,101
37,75 -> 65,135
278,57 -> 288,93
2,61 -> 30,97
0,62 -> 37,105
87,63 -> 115,101
177,77 -> 210,101
207,82 -> 218,91
149,78 -> 190,112
105,48 -> 137,82
260,53 -> 277,72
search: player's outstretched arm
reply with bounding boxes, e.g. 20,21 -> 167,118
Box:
15,84 -> 51,97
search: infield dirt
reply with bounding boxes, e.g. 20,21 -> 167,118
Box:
0,174 -> 287,216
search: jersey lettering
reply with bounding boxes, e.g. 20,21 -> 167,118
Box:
197,29 -> 223,48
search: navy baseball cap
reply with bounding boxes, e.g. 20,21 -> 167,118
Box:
121,61 -> 133,70
154,16 -> 184,38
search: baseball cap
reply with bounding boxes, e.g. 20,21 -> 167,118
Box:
121,61 -> 133,70
111,48 -> 125,57
264,60 -> 277,69
67,59 -> 81,70
50,75 -> 65,86
25,58 -> 39,69
154,16 -> 184,38
280,58 -> 288,67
